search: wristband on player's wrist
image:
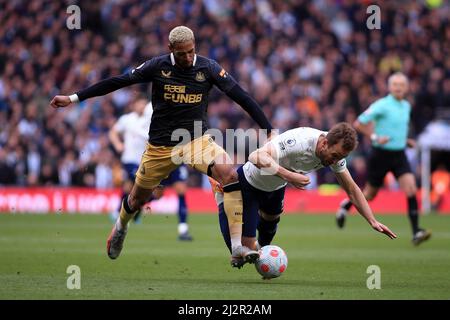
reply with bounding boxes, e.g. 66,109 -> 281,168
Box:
370,133 -> 378,143
69,94 -> 79,103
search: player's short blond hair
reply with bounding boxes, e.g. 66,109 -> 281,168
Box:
169,26 -> 195,45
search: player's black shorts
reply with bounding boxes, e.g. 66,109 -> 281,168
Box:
367,147 -> 412,187
237,165 -> 285,238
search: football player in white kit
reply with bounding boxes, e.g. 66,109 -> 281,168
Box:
216,122 -> 397,264
109,97 -> 193,240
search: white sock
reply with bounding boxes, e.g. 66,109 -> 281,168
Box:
178,223 -> 188,235
231,235 -> 242,252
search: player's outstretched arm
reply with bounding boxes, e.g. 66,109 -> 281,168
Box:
50,60 -> 155,108
335,169 -> 397,239
50,73 -> 140,109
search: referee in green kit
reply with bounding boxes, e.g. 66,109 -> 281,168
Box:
336,72 -> 431,246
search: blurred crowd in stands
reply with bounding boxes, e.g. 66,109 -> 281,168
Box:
0,0 -> 449,194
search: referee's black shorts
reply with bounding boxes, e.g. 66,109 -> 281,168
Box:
367,147 -> 412,188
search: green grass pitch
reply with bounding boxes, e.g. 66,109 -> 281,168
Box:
1,212 -> 449,300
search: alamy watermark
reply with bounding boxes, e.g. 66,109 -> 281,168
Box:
366,5 -> 381,30
66,5 -> 81,30
366,265 -> 381,289
169,122 -> 280,176
66,265 -> 81,289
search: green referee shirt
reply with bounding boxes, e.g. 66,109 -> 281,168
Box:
358,94 -> 411,150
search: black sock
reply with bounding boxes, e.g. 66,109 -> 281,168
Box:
123,195 -> 135,214
257,216 -> 280,247
342,199 -> 353,210
407,196 -> 420,234
122,195 -> 141,222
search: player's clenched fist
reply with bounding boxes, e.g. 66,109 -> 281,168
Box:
289,172 -> 310,190
50,95 -> 71,108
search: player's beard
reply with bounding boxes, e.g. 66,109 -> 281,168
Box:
319,154 -> 332,166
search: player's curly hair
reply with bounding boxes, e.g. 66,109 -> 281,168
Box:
169,26 -> 195,45
326,122 -> 358,152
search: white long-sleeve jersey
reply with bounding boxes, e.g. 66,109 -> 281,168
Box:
243,127 -> 347,192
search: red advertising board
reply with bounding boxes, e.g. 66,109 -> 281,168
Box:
0,188 -> 121,214
0,187 -> 449,214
